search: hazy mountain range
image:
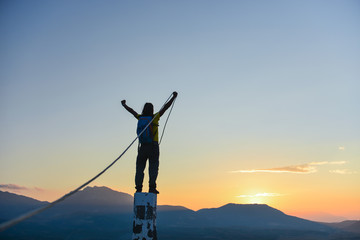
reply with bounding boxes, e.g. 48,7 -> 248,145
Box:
0,186 -> 359,240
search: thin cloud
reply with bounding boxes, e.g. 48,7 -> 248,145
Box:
0,184 -> 28,191
309,161 -> 346,165
232,164 -> 316,174
329,169 -> 357,174
233,165 -> 315,174
0,184 -> 55,202
237,193 -> 285,198
328,161 -> 347,165
231,161 -> 347,174
0,184 -> 44,192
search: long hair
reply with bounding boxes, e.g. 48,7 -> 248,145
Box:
141,102 -> 154,116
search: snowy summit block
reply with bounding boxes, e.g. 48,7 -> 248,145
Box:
133,192 -> 157,240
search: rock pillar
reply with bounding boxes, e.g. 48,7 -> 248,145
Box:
132,192 -> 157,240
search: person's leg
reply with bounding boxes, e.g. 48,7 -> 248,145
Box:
135,145 -> 148,192
148,143 -> 160,192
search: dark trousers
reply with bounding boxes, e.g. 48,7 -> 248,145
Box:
135,142 -> 159,190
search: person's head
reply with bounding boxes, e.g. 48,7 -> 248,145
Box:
142,102 -> 154,116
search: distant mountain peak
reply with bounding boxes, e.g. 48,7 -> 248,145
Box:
80,186 -> 133,198
82,186 -> 117,192
157,205 -> 194,212
221,203 -> 270,208
202,203 -> 284,215
68,186 -> 133,206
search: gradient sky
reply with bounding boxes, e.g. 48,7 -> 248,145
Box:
1,0 -> 359,222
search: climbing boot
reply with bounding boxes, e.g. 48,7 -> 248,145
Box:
149,188 -> 159,194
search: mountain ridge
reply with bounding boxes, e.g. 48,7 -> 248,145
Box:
0,186 -> 355,223
1,187 -> 359,240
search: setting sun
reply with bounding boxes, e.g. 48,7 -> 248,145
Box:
237,193 -> 284,205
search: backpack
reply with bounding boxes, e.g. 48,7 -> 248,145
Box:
137,116 -> 154,144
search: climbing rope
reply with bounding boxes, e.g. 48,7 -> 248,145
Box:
0,93 -> 177,232
159,96 -> 176,145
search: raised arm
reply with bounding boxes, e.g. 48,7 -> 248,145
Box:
159,91 -> 178,117
121,100 -> 139,118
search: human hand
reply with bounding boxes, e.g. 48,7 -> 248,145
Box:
173,91 -> 178,97
121,100 -> 126,106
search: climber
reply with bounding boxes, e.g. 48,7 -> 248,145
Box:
121,92 -> 178,194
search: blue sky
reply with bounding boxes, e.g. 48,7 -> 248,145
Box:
1,0 -> 359,221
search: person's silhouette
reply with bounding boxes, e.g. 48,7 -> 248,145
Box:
121,92 -> 178,194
